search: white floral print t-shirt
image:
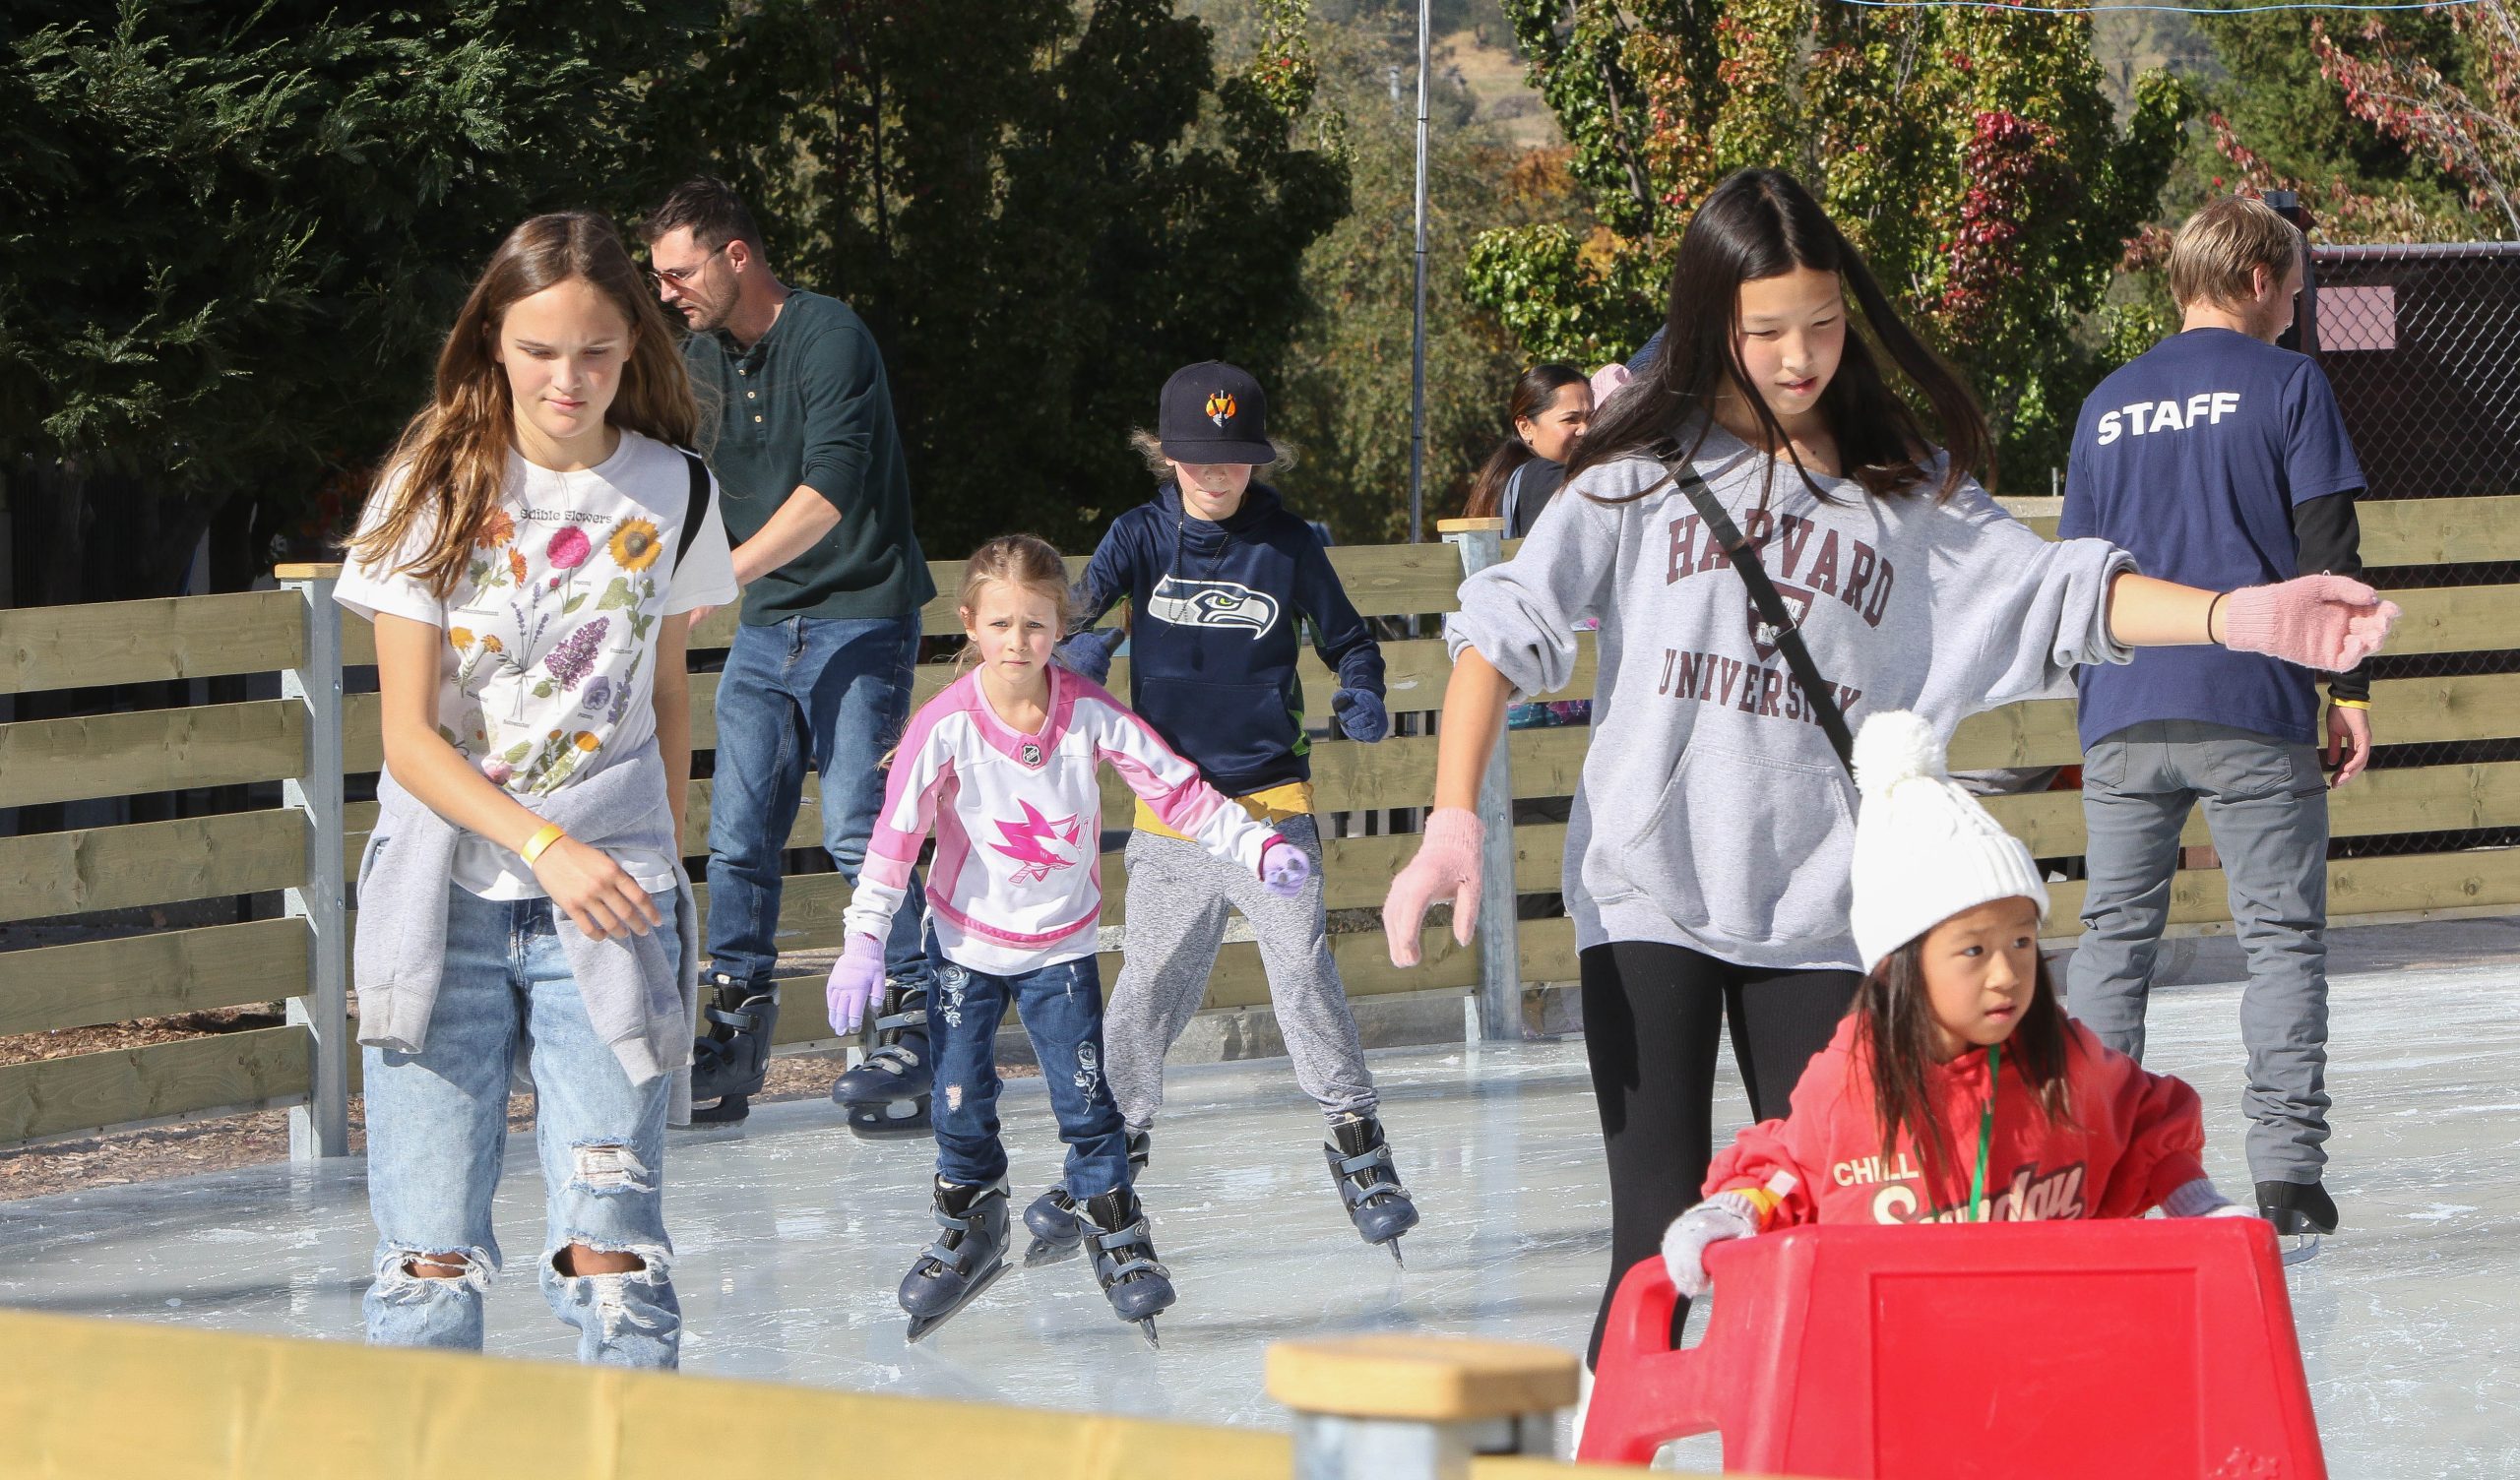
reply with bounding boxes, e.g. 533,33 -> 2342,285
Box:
337,430 -> 738,899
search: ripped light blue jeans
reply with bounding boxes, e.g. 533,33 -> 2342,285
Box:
361,884 -> 679,1367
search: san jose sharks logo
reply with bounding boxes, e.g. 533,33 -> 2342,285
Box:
1205,391 -> 1237,427
1747,585 -> 1816,662
989,799 -> 1084,884
1148,575 -> 1280,635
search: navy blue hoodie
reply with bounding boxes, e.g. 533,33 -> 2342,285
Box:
1075,483 -> 1385,796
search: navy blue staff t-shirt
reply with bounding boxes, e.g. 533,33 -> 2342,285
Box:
2060,328 -> 2363,749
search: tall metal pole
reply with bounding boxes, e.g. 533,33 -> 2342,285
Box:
1408,0 -> 1430,543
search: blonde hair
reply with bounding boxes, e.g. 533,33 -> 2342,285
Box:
1125,428 -> 1297,479
351,213 -> 700,598
955,534 -> 1075,675
2169,197 -> 2302,313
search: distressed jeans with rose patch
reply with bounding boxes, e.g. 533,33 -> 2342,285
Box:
927,955 -> 1131,1202
362,884 -> 680,1368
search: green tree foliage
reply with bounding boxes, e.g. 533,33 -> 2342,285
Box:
1260,11 -> 1568,542
1463,0 -> 2194,487
0,0 -> 706,603
641,0 -> 1348,559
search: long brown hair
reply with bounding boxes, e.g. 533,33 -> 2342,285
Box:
1852,939 -> 2076,1199
1569,168 -> 1993,507
351,212 -> 700,597
1464,363 -> 1588,521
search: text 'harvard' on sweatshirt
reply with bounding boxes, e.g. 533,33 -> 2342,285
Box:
1445,422 -> 2137,972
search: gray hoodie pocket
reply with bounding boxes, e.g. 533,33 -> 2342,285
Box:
1587,738 -> 1857,948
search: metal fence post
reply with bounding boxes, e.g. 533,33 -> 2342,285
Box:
1436,519 -> 1522,1041
1268,1335 -> 1577,1480
278,565 -> 350,1159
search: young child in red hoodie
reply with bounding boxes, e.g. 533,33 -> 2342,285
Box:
1662,711 -> 2255,1297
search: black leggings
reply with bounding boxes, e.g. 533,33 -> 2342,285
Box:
1580,941 -> 1858,1368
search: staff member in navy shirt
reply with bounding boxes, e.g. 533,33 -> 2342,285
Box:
2060,197 -> 2369,1242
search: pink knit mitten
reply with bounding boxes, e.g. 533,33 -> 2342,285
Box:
1381,808 -> 1485,966
2221,575 -> 2400,672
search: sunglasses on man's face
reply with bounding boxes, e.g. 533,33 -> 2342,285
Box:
647,241 -> 726,287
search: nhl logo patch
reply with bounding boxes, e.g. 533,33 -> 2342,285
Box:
1020,741 -> 1044,767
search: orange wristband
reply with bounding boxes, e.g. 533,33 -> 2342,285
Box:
520,824 -> 566,864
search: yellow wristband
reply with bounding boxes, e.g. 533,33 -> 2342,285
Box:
2331,698 -> 2371,710
520,824 -> 567,864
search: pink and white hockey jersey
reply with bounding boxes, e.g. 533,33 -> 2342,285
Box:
844,665 -> 1284,975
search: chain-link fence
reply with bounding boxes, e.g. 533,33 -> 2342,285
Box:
2309,241 -> 2520,860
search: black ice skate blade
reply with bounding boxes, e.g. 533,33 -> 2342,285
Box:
687,1094 -> 750,1126
1382,1239 -> 1406,1269
2279,1233 -> 2322,1267
903,1260 -> 1008,1344
1023,1234 -> 1083,1269
844,1102 -> 934,1140
1135,1317 -> 1160,1351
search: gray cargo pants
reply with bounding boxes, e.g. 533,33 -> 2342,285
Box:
1103,815 -> 1377,1132
2066,719 -> 2334,1185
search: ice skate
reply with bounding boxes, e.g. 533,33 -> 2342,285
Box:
689,970 -> 778,1125
1021,1128 -> 1149,1267
899,1177 -> 1010,1342
1081,1186 -> 1174,1348
830,978 -> 933,1139
1325,1112 -> 1418,1265
2257,1179 -> 2338,1266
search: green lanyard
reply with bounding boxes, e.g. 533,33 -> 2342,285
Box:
1967,1042 -> 2002,1223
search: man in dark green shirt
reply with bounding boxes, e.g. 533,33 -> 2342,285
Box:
644,179 -> 936,1130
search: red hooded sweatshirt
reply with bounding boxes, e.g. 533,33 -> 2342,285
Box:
1707,1017 -> 2209,1229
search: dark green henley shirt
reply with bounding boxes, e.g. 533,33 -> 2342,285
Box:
681,289 -> 933,624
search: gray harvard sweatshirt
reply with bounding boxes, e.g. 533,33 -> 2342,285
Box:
1447,424 -> 2135,972
354,739 -> 701,1121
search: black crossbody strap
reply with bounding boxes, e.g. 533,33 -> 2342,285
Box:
1649,438 -> 1856,775
675,450 -> 713,569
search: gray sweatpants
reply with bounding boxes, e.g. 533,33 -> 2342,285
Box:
2065,719 -> 2334,1185
1104,815 -> 1376,1131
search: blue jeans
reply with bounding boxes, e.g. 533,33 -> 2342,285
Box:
706,613 -> 932,993
362,886 -> 680,1367
930,955 -> 1130,1201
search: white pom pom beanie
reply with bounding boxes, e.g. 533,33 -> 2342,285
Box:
1848,710 -> 2048,972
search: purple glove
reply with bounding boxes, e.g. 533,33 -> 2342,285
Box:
2221,575 -> 2401,672
1261,835 -> 1311,898
1380,808 -> 1483,966
824,933 -> 885,1035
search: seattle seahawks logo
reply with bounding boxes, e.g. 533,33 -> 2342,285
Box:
1147,576 -> 1280,635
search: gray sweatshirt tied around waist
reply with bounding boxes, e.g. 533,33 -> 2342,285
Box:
354,739 -> 701,1120
1446,425 -> 2137,972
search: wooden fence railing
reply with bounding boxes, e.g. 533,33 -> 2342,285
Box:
5,497 -> 2517,1155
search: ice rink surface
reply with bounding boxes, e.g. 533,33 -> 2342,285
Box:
3,917 -> 2514,1474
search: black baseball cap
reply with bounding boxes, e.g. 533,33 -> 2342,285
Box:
1158,361 -> 1276,465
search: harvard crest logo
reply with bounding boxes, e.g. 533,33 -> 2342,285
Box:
1747,586 -> 1817,662
1205,391 -> 1237,428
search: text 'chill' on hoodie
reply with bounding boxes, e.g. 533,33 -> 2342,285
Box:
1708,1016 -> 2209,1227
1075,482 -> 1384,798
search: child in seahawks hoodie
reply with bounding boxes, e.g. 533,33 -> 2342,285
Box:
1037,360 -> 1419,1266
1659,710 -> 2254,1299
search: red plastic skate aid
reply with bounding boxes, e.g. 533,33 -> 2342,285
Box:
1579,1219 -> 2325,1477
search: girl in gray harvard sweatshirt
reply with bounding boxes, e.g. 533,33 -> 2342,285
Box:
1378,169 -> 2397,1372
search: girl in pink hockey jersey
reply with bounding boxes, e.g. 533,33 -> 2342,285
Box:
828,534 -> 1308,1345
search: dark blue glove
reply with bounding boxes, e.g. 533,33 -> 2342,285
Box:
1332,688 -> 1389,743
1053,627 -> 1126,685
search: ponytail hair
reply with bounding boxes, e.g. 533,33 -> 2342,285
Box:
1465,363 -> 1589,521
1568,168 -> 1994,507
